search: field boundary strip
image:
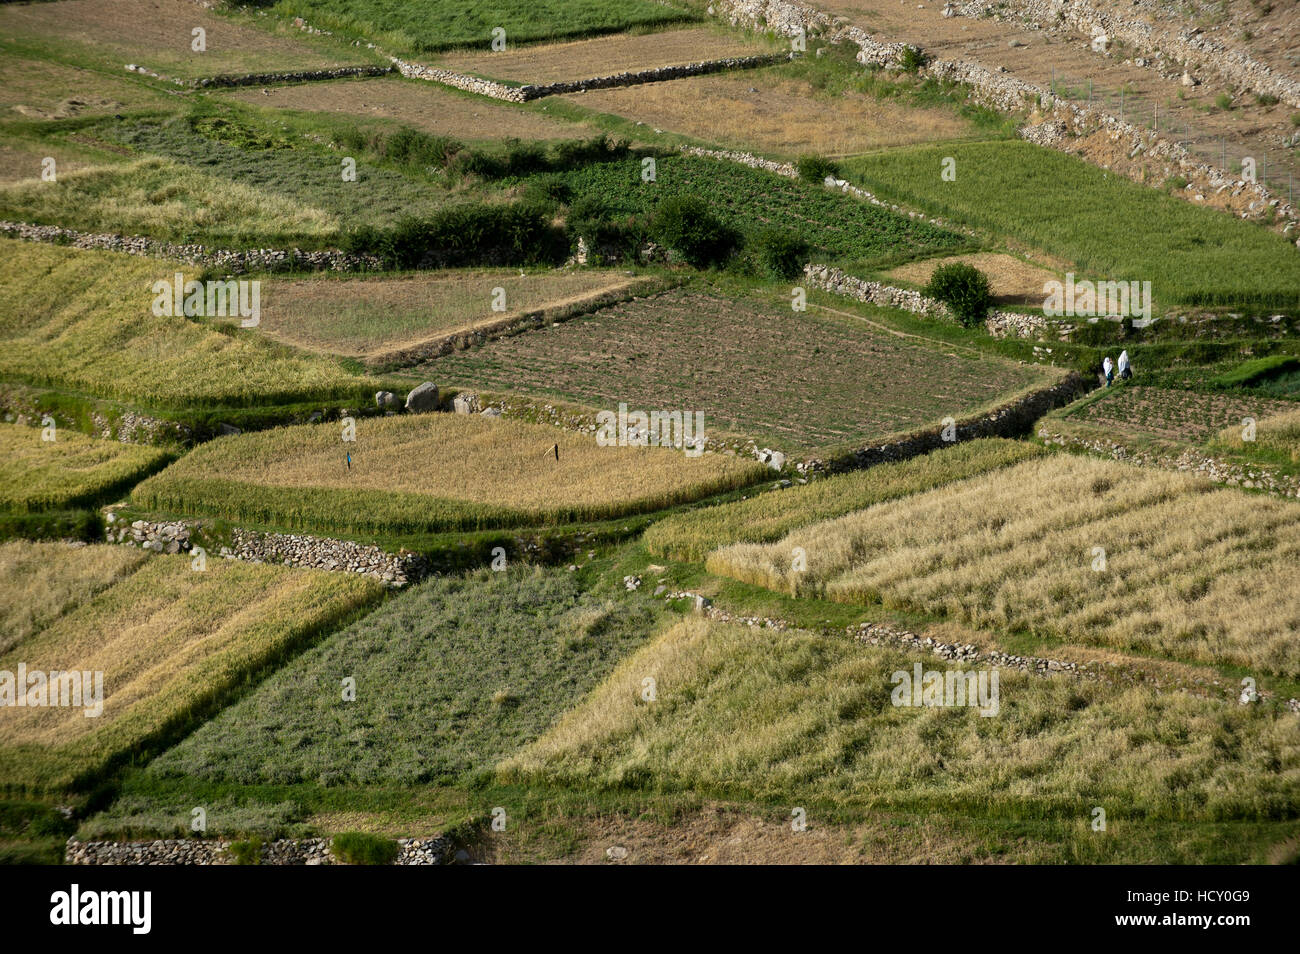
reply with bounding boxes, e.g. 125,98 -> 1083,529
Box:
121,63 -> 396,89
391,51 -> 797,103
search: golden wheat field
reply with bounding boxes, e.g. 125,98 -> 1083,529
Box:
707,454 -> 1300,676
0,545 -> 383,789
501,618 -> 1300,817
133,413 -> 767,534
0,421 -> 171,512
1215,406 -> 1300,463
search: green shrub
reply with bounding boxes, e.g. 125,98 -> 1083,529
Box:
1216,92 -> 1234,110
550,133 -> 630,168
331,832 -> 399,866
342,202 -> 567,268
379,127 -> 461,169
521,173 -> 571,209
1256,93 -> 1280,107
898,46 -> 927,73
923,262 -> 992,328
651,196 -> 741,268
567,195 -> 647,260
751,227 -> 809,279
795,153 -> 839,183
228,837 -> 263,865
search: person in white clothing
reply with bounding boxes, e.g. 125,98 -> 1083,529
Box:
1103,355 -> 1114,386
1117,350 -> 1131,380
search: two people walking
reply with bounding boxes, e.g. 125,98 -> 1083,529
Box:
1104,350 -> 1131,386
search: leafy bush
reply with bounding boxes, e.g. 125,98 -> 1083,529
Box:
1216,92 -> 1234,110
378,127 -> 461,169
522,173 -> 572,208
796,153 -> 839,184
898,46 -> 927,73
651,196 -> 741,268
550,133 -> 630,168
567,195 -> 646,260
228,837 -> 263,865
331,832 -> 399,866
342,202 -> 567,268
751,227 -> 809,279
923,262 -> 992,328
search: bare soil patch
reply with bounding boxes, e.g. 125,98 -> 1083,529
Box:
259,268 -> 643,359
427,286 -> 1051,454
226,77 -> 595,141
886,251 -> 1061,305
0,0 -> 361,79
566,69 -> 975,157
1071,385 -> 1296,443
437,26 -> 772,84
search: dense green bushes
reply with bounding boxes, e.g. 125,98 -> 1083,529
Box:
924,262 -> 992,328
343,202 -> 567,268
650,196 -> 741,268
331,832 -> 399,865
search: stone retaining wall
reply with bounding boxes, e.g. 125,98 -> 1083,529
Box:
106,518 -> 425,588
189,64 -> 394,89
392,52 -> 794,102
0,221 -> 381,274
803,371 -> 1088,474
66,835 -> 450,865
709,0 -> 1298,236
802,263 -> 1048,338
944,0 -> 1300,110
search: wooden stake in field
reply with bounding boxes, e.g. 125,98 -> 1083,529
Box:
550,443 -> 559,462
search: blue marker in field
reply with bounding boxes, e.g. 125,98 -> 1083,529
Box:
346,450 -> 352,470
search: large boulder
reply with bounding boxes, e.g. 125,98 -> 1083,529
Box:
452,391 -> 481,415
375,390 -> 396,409
404,382 -> 439,413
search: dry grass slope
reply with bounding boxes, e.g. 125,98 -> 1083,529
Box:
502,618 -> 1300,819
708,455 -> 1300,676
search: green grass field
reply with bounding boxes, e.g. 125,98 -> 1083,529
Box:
844,141 -> 1300,308
0,422 -> 171,512
558,154 -> 971,271
138,567 -> 658,787
0,545 -> 382,790
270,0 -> 699,53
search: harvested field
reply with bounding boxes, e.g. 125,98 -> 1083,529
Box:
1068,385 -> 1296,444
0,422 -> 171,513
0,0 -> 365,80
1215,407 -> 1300,464
502,618 -> 1300,818
886,252 -> 1063,306
259,269 -> 644,360
707,455 -> 1300,677
0,53 -> 176,120
131,414 -> 766,535
141,567 -> 658,785
225,77 -> 595,141
0,141 -> 92,187
0,548 -> 383,790
427,287 -> 1055,454
438,27 -> 771,84
566,70 -> 976,157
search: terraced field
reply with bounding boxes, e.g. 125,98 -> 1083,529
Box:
259,268 -> 649,361
708,454 -> 1300,676
427,287 -> 1057,453
132,413 -> 766,535
0,543 -> 382,790
0,423 -> 171,513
